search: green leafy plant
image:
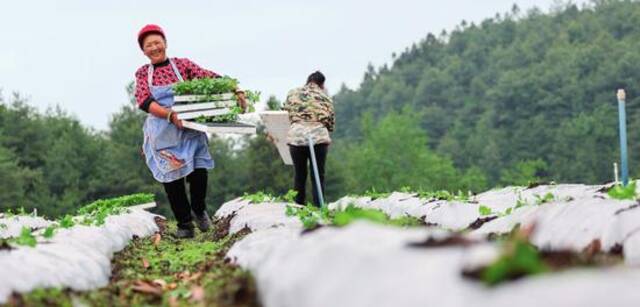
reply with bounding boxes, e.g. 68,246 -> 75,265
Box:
173,76 -> 239,96
399,186 -> 470,202
509,191 -> 557,214
608,181 -> 637,200
361,187 -> 391,200
42,225 -> 56,239
3,207 -> 31,217
244,90 -> 261,105
515,193 -> 529,209
481,236 -> 548,285
479,205 -> 493,216
4,209 -> 14,217
77,193 -> 154,215
286,203 -> 422,229
503,207 -> 513,216
59,215 -> 75,228
17,207 -> 28,216
76,193 -> 154,226
285,203 -> 331,229
333,205 -> 422,227
243,190 -> 299,204
242,191 -> 276,203
15,226 -> 37,247
174,77 -> 259,123
332,206 -> 389,226
533,192 -> 555,205
281,190 -> 298,203
418,190 -> 469,201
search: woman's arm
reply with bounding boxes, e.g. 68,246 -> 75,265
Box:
321,99 -> 335,132
134,66 -> 154,112
149,101 -> 183,129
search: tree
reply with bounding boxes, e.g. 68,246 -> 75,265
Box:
266,95 -> 282,111
343,108 -> 460,193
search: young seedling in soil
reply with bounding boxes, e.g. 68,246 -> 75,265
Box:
14,227 -> 37,247
533,192 -> 555,205
399,186 -> 471,202
464,224 -> 623,286
59,215 -> 75,229
361,187 -> 391,200
42,225 -> 56,239
333,206 -> 422,227
242,191 -> 276,203
607,180 -> 637,200
5,193 -> 155,245
75,193 -> 155,227
241,190 -> 298,204
286,203 -> 423,230
2,207 -> 33,218
478,205 -> 493,216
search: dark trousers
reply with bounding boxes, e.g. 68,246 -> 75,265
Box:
162,168 -> 208,229
289,144 -> 329,206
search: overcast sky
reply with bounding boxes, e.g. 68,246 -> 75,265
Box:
0,0 -> 588,130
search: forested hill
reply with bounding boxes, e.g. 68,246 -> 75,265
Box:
332,0 -> 640,185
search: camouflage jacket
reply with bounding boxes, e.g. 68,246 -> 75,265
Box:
283,83 -> 335,145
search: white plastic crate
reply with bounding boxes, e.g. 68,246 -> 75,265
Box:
172,100 -> 236,112
176,108 -> 232,120
182,120 -> 256,135
173,93 -> 235,103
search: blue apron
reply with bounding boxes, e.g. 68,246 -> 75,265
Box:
142,59 -> 214,183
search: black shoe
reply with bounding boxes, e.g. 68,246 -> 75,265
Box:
173,227 -> 195,239
194,211 -> 212,232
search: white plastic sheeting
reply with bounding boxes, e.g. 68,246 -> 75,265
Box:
214,197 -> 251,219
0,215 -> 53,239
226,228 -> 301,269
216,184 -> 640,307
603,205 -> 640,265
216,198 -> 303,234
0,208 -> 159,304
228,203 -> 303,234
327,185 -> 640,252
229,221 -> 640,307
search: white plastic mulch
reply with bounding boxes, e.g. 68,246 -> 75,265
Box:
0,207 -> 160,304
218,184 -> 640,307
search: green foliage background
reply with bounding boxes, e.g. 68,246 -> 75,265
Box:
0,0 -> 636,217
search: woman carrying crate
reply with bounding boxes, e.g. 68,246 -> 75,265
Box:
133,24 -> 246,238
283,71 -> 335,206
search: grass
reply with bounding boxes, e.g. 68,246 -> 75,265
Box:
9,219 -> 258,307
